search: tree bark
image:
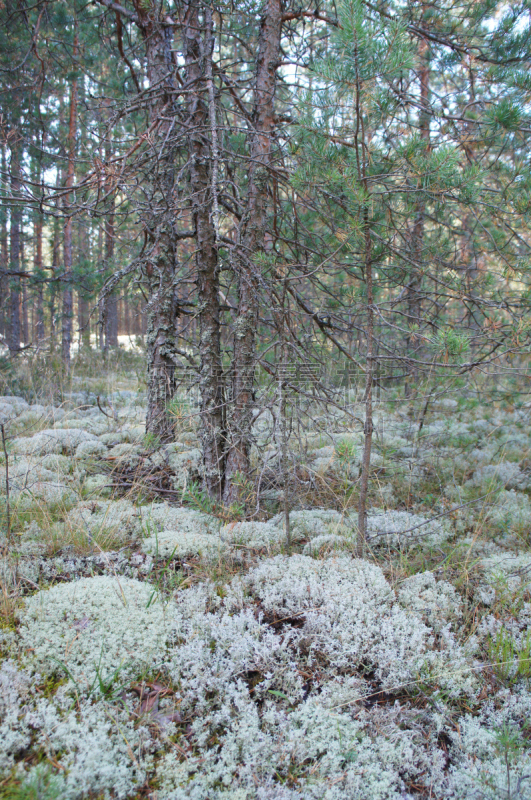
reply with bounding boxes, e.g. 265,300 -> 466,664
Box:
405,16 -> 430,395
34,212 -> 45,342
49,217 -> 61,350
357,210 -> 374,557
105,293 -> 118,349
61,29 -> 78,369
131,0 -> 182,442
0,146 -> 8,341
103,131 -> 118,350
223,0 -> 283,505
184,2 -> 225,500
21,243 -> 29,345
8,140 -> 21,354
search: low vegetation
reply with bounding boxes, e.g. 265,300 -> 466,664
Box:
1,358 -> 531,800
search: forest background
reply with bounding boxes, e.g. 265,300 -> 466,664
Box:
2,0 -> 531,547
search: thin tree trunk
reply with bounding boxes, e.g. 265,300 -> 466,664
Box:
35,212 -> 45,342
61,29 -> 78,369
0,147 -> 8,340
97,221 -> 105,350
357,211 -> 374,557
21,241 -> 29,345
223,0 -> 283,505
405,17 -> 430,396
105,293 -> 118,349
49,218 -> 60,350
103,132 -> 118,350
354,39 -> 375,557
77,291 -> 89,348
184,2 -> 225,499
8,140 -> 21,354
130,1 -> 181,442
125,298 -> 132,338
76,219 -> 90,349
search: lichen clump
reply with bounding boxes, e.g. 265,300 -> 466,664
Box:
20,576 -> 175,690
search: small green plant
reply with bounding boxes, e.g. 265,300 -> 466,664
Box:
487,628 -> 531,685
490,571 -> 531,617
166,396 -> 195,434
184,480 -> 244,522
481,723 -> 531,800
0,765 -> 65,800
185,481 -> 216,515
93,658 -> 129,700
335,439 -> 356,463
230,471 -> 253,517
51,644 -> 129,701
143,431 -> 161,450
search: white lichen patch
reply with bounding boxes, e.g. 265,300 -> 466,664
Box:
220,520 -> 285,548
11,428 -> 100,456
23,695 -> 151,799
397,571 -> 462,632
1,674 -> 152,799
486,489 -> 531,535
0,456 -> 77,509
67,498 -> 144,539
41,453 -> 74,473
19,576 -> 175,690
366,509 -> 452,546
272,509 -> 350,540
0,661 -> 33,774
75,439 -> 107,459
467,461 -> 529,491
142,528 -> 225,559
146,503 -> 218,535
166,447 -> 202,489
106,441 -> 142,468
447,688 -> 531,799
232,555 -> 444,689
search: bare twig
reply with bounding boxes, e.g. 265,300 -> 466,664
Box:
1,423 -> 11,543
97,395 -> 118,422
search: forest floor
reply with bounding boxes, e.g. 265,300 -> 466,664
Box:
1,355 -> 531,799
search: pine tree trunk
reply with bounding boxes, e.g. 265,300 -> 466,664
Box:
61,29 -> 78,369
34,213 -> 45,342
8,140 -> 21,354
76,218 -> 90,349
105,293 -> 118,349
77,292 -> 88,348
125,298 -> 132,339
223,0 -> 283,505
184,3 -> 225,500
103,133 -> 118,350
133,2 -> 182,442
353,38 -> 375,557
21,250 -> 29,345
405,18 -> 430,396
49,218 -> 60,350
0,146 -> 8,341
357,211 -> 374,558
